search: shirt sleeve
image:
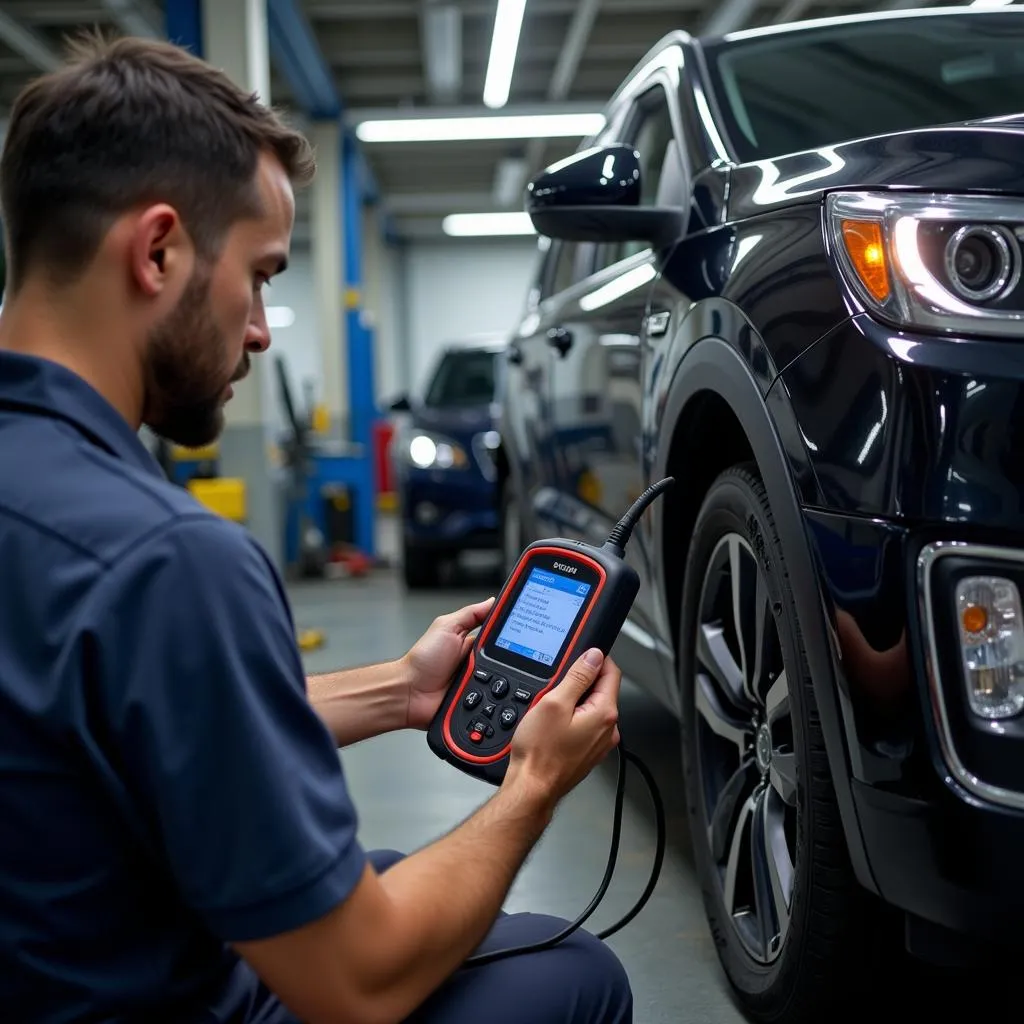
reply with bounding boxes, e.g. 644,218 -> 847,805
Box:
78,512 -> 368,942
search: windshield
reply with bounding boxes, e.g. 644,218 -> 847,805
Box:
704,12 -> 1024,163
423,348 -> 499,408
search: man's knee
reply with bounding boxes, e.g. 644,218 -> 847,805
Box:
554,922 -> 632,1021
504,915 -> 632,1023
401,913 -> 631,1024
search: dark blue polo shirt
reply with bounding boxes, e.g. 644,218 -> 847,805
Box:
0,352 -> 367,1022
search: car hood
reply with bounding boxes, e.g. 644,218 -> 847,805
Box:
727,117 -> 1024,220
408,403 -> 498,442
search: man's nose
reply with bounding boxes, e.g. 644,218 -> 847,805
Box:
245,318 -> 271,353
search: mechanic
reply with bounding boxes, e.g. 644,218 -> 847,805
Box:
0,33 -> 632,1024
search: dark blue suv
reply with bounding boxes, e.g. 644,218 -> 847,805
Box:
500,6 -> 1024,1020
390,338 -> 504,588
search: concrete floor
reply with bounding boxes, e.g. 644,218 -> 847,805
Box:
289,560 -> 746,1024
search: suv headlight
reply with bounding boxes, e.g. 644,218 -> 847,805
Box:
396,429 -> 469,471
826,191 -> 1024,338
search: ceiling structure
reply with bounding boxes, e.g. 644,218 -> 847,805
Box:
0,0 -> 990,240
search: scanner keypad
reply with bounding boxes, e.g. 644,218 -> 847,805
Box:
454,665 -> 542,753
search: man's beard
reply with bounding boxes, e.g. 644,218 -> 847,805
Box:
142,268 -> 248,449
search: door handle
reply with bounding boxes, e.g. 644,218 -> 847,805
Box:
546,326 -> 574,357
645,311 -> 671,338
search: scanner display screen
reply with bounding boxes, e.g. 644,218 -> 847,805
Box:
494,567 -> 592,667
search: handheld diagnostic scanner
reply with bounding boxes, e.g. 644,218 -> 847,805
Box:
427,478 -> 674,786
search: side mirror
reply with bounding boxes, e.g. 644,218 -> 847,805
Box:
526,143 -> 684,248
389,394 -> 412,413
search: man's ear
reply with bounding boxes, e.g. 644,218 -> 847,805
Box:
129,204 -> 194,298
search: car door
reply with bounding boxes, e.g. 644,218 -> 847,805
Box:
505,236 -> 585,541
545,79 -> 682,690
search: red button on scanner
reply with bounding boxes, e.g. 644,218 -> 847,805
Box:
469,730 -> 483,744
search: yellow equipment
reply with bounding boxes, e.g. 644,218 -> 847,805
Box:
187,477 -> 247,524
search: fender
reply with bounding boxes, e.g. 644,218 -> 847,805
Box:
651,335 -> 878,895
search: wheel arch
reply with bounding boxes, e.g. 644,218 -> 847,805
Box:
652,336 -> 877,895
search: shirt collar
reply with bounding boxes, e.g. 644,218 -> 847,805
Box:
0,350 -> 164,478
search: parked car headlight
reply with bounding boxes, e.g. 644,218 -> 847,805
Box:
827,191 -> 1024,338
399,430 -> 469,471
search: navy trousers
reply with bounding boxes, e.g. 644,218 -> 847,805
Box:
366,850 -> 634,1024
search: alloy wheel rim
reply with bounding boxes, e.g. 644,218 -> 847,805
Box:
693,533 -> 798,965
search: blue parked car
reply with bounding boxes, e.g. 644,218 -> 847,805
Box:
389,337 -> 505,588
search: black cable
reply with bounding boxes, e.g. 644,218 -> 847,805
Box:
462,740 -> 666,967
596,748 -> 665,941
602,476 -> 674,557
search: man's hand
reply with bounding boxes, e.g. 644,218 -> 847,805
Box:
402,596 -> 495,730
505,648 -> 622,806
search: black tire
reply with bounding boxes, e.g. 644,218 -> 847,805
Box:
402,542 -> 439,589
679,464 -> 873,1023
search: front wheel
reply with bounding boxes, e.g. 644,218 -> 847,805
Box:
679,465 -> 875,1022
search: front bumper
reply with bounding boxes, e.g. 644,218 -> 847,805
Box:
853,773 -> 1024,942
804,507 -> 1024,943
875,537 -> 1024,940
398,471 -> 498,550
899,540 -> 1024,944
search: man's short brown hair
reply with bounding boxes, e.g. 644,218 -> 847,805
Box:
0,31 -> 316,294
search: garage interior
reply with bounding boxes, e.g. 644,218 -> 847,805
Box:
0,0 -> 1016,1021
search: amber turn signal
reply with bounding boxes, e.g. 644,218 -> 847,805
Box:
962,603 -> 988,635
840,219 -> 890,302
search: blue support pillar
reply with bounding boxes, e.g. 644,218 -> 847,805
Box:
342,131 -> 378,557
165,0 -> 202,53
266,0 -> 340,118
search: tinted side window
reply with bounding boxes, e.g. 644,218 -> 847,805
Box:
544,239 -> 596,298
549,241 -> 579,296
597,85 -> 676,269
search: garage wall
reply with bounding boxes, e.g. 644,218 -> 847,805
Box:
258,236 -> 541,426
401,237 -> 542,395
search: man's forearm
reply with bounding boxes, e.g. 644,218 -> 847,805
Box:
306,659 -> 412,747
362,774 -> 555,1020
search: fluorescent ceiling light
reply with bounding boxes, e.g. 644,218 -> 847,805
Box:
355,112 -> 604,143
494,156 -> 529,207
484,0 -> 528,109
443,212 -> 536,236
266,305 -> 296,329
970,0 -> 1014,5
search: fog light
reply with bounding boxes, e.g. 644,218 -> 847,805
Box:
955,576 -> 1024,720
415,502 -> 440,525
